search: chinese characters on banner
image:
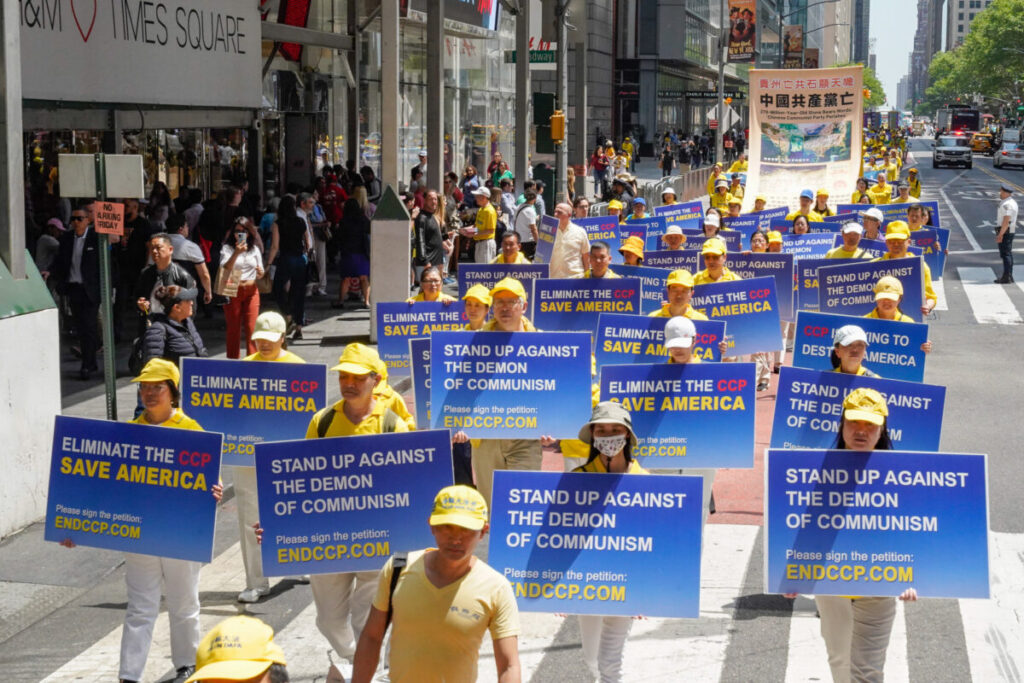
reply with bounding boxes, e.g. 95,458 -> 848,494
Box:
727,0 -> 757,62
746,66 -> 864,215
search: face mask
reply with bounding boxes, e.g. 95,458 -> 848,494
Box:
593,434 -> 628,458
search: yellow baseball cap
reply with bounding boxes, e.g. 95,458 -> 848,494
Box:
727,195 -> 742,205
874,275 -> 904,301
462,284 -> 492,306
767,230 -> 783,244
429,485 -> 488,530
251,311 -> 287,342
701,237 -> 728,256
619,235 -> 645,260
907,167 -> 918,173
817,188 -> 829,197
755,194 -> 768,203
132,358 -> 180,386
491,277 -> 527,301
330,343 -> 380,375
884,220 -> 910,240
608,199 -> 624,211
185,615 -> 286,683
666,269 -> 695,288
842,387 -> 889,426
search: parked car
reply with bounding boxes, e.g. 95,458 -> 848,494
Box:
932,134 -> 973,169
993,142 -> 1024,169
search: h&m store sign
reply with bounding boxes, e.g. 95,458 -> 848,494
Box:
19,0 -> 261,108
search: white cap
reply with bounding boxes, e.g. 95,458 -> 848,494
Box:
418,150 -> 427,158
859,207 -> 884,223
665,224 -> 684,236
664,316 -> 697,349
833,324 -> 868,347
472,187 -> 491,198
662,187 -> 677,197
841,222 -> 864,235
704,213 -> 720,227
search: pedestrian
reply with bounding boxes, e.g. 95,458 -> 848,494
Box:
491,159 -> 513,188
332,198 -> 372,309
549,202 -> 591,279
62,358 -> 223,683
412,190 -> 445,283
307,191 -> 332,297
267,195 -> 311,339
142,286 -> 208,365
184,615 -> 288,683
135,233 -> 198,320
166,215 -> 214,307
352,485 -> 521,683
220,218 -> 264,359
660,145 -> 674,177
459,166 -> 481,208
995,183 -> 1018,284
510,191 -> 539,260
469,187 -> 497,263
589,145 -> 609,199
305,343 -> 408,682
784,388 -> 918,683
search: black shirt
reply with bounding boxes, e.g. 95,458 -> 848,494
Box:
413,211 -> 444,266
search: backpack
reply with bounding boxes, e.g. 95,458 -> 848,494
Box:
385,552 -> 409,627
315,406 -> 401,438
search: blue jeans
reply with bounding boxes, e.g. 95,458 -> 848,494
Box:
999,232 -> 1015,280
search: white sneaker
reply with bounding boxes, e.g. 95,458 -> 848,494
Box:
237,587 -> 269,603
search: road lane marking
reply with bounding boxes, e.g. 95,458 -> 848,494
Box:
940,188 -> 984,252
933,278 -> 948,311
976,164 -> 1024,195
958,267 -> 1023,324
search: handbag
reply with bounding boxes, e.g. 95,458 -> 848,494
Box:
215,266 -> 242,298
256,271 -> 273,293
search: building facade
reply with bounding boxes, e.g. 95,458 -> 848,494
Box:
946,0 -> 994,49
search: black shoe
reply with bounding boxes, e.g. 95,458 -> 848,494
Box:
78,368 -> 92,380
757,380 -> 770,392
172,666 -> 195,683
292,328 -> 303,340
995,277 -> 1012,284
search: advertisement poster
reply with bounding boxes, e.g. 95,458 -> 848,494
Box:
489,471 -> 703,618
765,449 -> 989,598
728,0 -> 757,62
747,66 -> 864,214
783,26 -> 804,68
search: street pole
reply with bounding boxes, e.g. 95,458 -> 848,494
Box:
93,155 -> 118,420
0,0 -> 25,279
555,0 -> 568,204
716,0 -> 726,166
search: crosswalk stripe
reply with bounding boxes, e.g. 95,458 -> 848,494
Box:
957,267 -> 1023,324
961,531 -> 1024,683
933,277 -> 949,311
785,597 -> 830,682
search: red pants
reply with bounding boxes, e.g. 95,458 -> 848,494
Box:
224,284 -> 259,359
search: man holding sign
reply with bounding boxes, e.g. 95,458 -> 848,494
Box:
581,241 -> 622,279
876,221 -> 937,315
648,270 -> 709,320
693,238 -> 741,285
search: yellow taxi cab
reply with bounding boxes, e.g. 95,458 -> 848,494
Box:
970,132 -> 994,155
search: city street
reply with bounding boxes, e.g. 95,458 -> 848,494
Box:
1,138 -> 1022,683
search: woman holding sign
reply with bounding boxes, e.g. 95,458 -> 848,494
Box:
830,325 -> 880,377
462,284 -> 492,331
786,388 -> 918,683
63,358 -> 223,683
865,277 -> 933,353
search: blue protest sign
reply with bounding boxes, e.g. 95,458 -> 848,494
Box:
818,258 -> 924,321
600,362 -> 756,468
488,470 -> 703,618
575,215 -> 624,264
429,331 -> 592,438
255,430 -> 454,575
722,214 -> 759,238
45,415 -> 222,562
594,313 -> 724,366
653,200 -> 704,228
687,230 -> 743,253
457,264 -> 549,299
629,216 -> 668,250
827,235 -> 923,260
929,226 -> 950,277
376,301 -> 468,376
837,201 -> 941,226
723,253 -> 796,322
907,228 -> 941,276
644,249 -> 701,271
617,221 -> 644,242
806,222 -> 840,234
770,367 -> 946,451
409,338 -> 431,426
792,311 -> 929,382
536,215 -> 559,265
691,276 -> 783,356
765,449 -> 989,598
780,233 -> 838,258
754,206 -> 790,230
180,358 -> 327,467
532,278 -> 642,334
797,257 -> 834,312
606,265 -> 666,314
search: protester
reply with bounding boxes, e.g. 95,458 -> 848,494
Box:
867,173 -> 892,205
648,269 -> 707,319
662,224 -> 687,250
627,197 -> 650,221
606,199 -> 624,223
61,358 -> 222,683
995,183 -> 1017,284
661,188 -> 678,207
702,212 -> 722,238
906,203 -> 929,232
875,221 -> 937,314
784,388 -> 918,683
244,312 -> 304,363
352,485 -> 521,683
791,215 -> 811,235
619,235 -> 645,265
462,284 -> 491,331
786,190 -> 824,222
729,174 -> 744,200
766,230 -> 783,252
749,230 -> 768,253
813,189 -> 834,217
826,222 -> 870,259
493,231 -> 530,264
710,179 -> 733,211
304,343 -> 408,681
830,324 -> 879,377
851,178 -> 871,204
219,218 -> 265,358
581,241 -> 621,279
865,277 -> 934,353
907,167 -> 921,198
896,182 -> 917,204
549,202 -> 591,279
408,265 -> 456,303
184,615 -> 288,683
753,194 -> 768,212
694,237 -> 739,284
859,207 -> 884,241
573,196 -> 591,219
726,196 -> 743,218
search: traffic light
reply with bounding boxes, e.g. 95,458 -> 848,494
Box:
550,110 -> 565,141
725,97 -> 733,105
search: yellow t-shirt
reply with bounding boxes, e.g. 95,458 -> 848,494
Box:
728,160 -> 748,173
574,457 -> 648,474
648,304 -> 709,320
785,209 -> 824,222
693,268 -> 741,286
851,190 -> 868,204
865,309 -> 915,322
876,254 -> 937,306
474,203 -> 497,241
131,408 -> 202,431
825,246 -> 869,259
582,268 -> 622,279
305,399 -> 410,439
410,292 -> 458,303
374,383 -> 417,430
729,185 -> 745,200
909,177 -> 921,198
706,173 -> 722,196
867,186 -> 891,205
710,192 -> 733,211
242,350 -> 305,363
491,252 -> 530,264
373,550 -> 520,683
482,317 -> 537,331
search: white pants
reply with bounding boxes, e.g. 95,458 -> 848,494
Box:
310,570 -> 379,661
578,614 -> 633,682
309,238 -> 328,293
474,238 -> 496,264
753,352 -> 772,386
119,553 -> 202,681
232,465 -> 268,591
815,595 -> 897,683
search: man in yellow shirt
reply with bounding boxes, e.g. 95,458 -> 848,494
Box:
706,162 -> 725,196
243,312 -> 305,363
906,203 -> 929,231
753,194 -> 768,212
728,153 -> 748,173
786,189 -> 824,222
352,485 -> 521,683
729,174 -> 745,200
875,221 -> 937,315
621,136 -> 635,169
581,241 -> 622,279
304,343 -> 409,682
907,168 -> 921,198
491,231 -> 531,264
826,222 -> 871,259
896,181 -> 919,204
470,187 -> 497,263
694,237 -> 741,284
867,173 -> 892,205
649,269 -> 708,319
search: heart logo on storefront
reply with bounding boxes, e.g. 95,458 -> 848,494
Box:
70,0 -> 98,43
